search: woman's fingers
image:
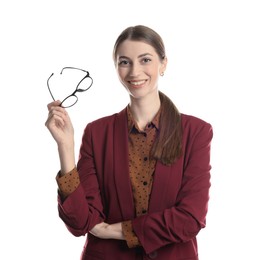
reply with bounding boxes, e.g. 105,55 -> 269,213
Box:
46,105 -> 65,126
45,102 -> 74,136
45,100 -> 74,149
45,112 -> 65,128
47,100 -> 61,110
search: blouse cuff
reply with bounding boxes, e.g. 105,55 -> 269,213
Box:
122,220 -> 140,248
55,167 -> 80,199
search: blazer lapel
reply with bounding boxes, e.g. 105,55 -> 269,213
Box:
113,108 -> 135,220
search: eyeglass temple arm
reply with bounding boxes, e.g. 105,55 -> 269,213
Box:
47,73 -> 56,101
61,66 -> 89,75
61,67 -> 93,91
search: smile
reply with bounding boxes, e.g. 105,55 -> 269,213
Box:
129,80 -> 147,86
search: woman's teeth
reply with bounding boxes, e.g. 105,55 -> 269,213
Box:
130,80 -> 145,86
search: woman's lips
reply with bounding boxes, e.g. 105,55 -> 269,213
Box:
129,80 -> 147,86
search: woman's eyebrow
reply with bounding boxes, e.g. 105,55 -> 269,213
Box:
138,53 -> 153,58
118,55 -> 129,60
118,53 -> 153,60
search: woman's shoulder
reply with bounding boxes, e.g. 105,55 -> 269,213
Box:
181,113 -> 213,134
181,113 -> 211,126
85,107 -> 126,129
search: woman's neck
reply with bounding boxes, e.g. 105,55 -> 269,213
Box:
129,92 -> 161,130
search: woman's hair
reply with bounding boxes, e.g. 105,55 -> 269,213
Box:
113,25 -> 182,165
153,91 -> 182,165
113,25 -> 165,63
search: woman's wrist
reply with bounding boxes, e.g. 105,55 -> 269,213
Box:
58,143 -> 75,175
90,222 -> 125,240
108,223 -> 125,240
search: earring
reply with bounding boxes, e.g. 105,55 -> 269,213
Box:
160,72 -> 164,76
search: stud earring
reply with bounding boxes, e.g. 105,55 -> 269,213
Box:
160,72 -> 164,76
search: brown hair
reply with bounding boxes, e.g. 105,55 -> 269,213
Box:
113,25 -> 165,63
113,25 -> 182,165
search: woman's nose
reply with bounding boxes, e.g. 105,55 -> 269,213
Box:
129,63 -> 141,77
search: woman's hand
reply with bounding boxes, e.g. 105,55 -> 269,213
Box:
45,100 -> 75,174
45,100 -> 74,146
90,222 -> 125,240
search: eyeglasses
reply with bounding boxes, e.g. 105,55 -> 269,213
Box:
47,66 -> 93,108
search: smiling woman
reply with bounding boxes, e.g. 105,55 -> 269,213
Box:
45,25 -> 213,260
115,40 -> 167,105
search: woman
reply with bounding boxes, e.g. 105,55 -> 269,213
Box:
46,25 -> 213,260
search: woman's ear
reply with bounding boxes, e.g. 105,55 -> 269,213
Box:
160,57 -> 168,76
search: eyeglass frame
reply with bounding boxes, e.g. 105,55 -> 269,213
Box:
47,66 -> 93,108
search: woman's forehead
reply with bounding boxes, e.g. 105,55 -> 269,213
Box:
116,40 -> 156,58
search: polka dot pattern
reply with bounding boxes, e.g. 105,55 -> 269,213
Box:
122,106 -> 160,247
56,167 -> 80,199
127,106 -> 160,217
122,221 -> 140,248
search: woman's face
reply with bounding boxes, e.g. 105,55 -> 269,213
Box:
115,40 -> 167,99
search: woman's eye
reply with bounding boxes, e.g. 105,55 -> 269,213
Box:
142,58 -> 151,63
119,60 -> 129,65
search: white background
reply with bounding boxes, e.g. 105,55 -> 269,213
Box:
1,0 -> 269,259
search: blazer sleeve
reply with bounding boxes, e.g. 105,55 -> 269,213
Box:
57,123 -> 105,237
132,121 -> 213,254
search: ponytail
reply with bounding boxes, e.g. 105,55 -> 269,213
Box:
151,91 -> 182,165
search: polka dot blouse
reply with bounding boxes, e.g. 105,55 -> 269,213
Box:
56,106 -> 160,248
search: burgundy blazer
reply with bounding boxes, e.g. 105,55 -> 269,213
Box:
58,108 -> 213,260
